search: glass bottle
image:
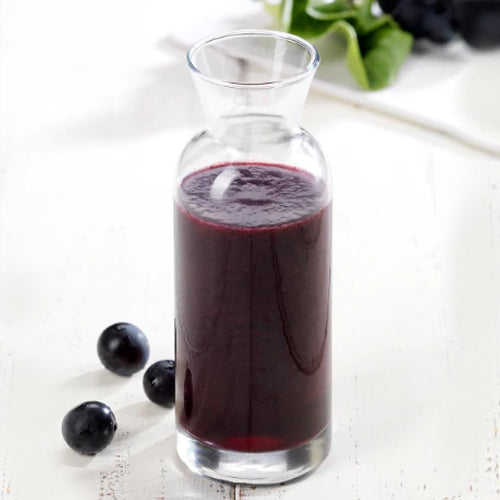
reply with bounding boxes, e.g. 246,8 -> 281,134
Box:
175,30 -> 331,484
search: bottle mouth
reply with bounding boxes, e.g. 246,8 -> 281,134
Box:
187,29 -> 320,89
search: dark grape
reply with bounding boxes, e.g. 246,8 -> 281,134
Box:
143,360 -> 176,408
97,322 -> 149,376
62,401 -> 117,455
380,0 -> 459,44
456,1 -> 500,49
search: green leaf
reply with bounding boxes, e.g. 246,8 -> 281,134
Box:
353,0 -> 396,35
307,0 -> 352,9
329,19 -> 412,90
361,26 -> 413,89
305,0 -> 357,21
281,0 -> 334,39
263,0 -> 283,21
329,20 -> 370,89
261,0 -> 413,90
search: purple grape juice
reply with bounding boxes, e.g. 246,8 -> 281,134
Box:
175,163 -> 331,453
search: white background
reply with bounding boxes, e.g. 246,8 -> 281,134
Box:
1,0 -> 499,499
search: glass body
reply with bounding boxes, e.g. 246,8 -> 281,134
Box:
175,30 -> 331,484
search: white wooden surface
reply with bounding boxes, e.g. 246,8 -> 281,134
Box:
1,0 -> 499,499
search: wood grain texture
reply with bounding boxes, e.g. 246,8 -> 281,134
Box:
0,0 -> 499,499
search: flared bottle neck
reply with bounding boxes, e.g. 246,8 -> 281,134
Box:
187,30 -> 319,146
191,75 -> 314,137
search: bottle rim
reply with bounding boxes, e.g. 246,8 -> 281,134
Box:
186,29 -> 320,90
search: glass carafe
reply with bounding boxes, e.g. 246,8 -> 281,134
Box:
174,30 -> 331,484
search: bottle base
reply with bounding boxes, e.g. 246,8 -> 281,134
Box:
176,424 -> 331,485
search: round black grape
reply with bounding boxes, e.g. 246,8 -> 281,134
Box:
97,322 -> 149,376
143,360 -> 176,408
62,401 -> 117,455
384,0 -> 459,44
422,0 -> 458,43
456,1 -> 500,49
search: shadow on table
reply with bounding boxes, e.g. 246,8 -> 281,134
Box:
56,447 -> 95,468
116,400 -> 168,438
110,434 -> 228,499
61,368 -> 129,392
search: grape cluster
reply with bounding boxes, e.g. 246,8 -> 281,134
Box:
379,0 -> 458,44
379,0 -> 500,48
456,1 -> 500,49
